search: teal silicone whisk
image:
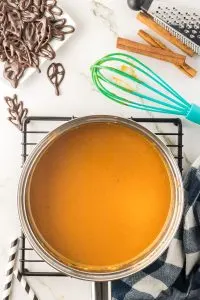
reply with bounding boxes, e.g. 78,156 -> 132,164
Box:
91,53 -> 200,125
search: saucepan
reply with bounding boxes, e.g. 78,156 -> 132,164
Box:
18,115 -> 184,300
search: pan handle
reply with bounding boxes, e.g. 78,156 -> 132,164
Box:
93,282 -> 111,300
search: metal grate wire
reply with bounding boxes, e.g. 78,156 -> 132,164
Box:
19,116 -> 183,277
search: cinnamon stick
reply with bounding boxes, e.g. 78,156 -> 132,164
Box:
117,37 -> 186,65
137,12 -> 195,57
138,30 -> 167,49
138,30 -> 197,78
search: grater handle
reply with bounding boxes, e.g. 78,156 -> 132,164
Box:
127,0 -> 145,10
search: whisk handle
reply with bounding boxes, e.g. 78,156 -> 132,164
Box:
186,104 -> 200,125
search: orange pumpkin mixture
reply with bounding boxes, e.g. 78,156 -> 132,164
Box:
28,122 -> 172,269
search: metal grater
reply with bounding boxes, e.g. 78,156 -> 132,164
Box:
127,0 -> 200,54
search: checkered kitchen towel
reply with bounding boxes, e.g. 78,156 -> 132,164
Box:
112,164 -> 200,300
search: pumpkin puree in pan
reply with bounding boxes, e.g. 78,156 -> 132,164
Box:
28,122 -> 172,268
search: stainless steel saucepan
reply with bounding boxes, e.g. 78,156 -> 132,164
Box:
18,115 -> 184,300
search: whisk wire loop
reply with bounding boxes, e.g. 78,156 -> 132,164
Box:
91,53 -> 193,117
96,66 -> 188,111
95,53 -> 189,106
94,73 -> 187,115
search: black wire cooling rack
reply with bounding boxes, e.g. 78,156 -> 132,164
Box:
19,116 -> 183,277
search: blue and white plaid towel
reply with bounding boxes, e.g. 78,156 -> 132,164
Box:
112,164 -> 200,300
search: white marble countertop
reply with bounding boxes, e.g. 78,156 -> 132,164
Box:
1,0 -> 200,299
